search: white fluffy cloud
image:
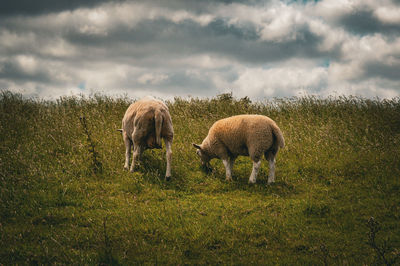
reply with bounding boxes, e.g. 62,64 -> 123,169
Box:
233,66 -> 328,98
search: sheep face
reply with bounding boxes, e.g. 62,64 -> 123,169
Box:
193,144 -> 212,173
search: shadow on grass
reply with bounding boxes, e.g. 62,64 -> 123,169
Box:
228,178 -> 297,197
123,150 -> 298,198
130,150 -> 193,191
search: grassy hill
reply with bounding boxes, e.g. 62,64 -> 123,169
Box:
1,91 -> 399,264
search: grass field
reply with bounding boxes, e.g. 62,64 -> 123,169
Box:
1,91 -> 399,264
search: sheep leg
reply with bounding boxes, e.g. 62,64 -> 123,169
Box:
249,160 -> 261,184
165,138 -> 172,180
228,157 -> 235,180
267,157 -> 276,184
222,158 -> 233,181
229,157 -> 236,177
130,145 -> 142,173
123,133 -> 131,170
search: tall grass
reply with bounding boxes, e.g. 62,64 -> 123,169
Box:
1,91 -> 399,264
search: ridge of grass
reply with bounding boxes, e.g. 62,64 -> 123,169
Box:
1,91 -> 399,264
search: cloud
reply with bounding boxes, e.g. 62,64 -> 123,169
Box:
0,0 -> 399,100
312,0 -> 400,35
233,65 -> 329,98
374,5 -> 400,24
339,9 -> 400,35
138,73 -> 169,85
0,55 -> 52,83
0,0 -> 122,16
364,61 -> 400,81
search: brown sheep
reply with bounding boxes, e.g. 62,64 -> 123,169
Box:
119,96 -> 174,180
193,114 -> 284,184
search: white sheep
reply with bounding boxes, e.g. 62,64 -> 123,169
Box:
193,114 -> 284,184
119,96 -> 174,180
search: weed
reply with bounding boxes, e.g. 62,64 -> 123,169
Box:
367,217 -> 400,265
98,218 -> 119,265
79,114 -> 103,175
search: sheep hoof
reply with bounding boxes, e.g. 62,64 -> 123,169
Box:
226,177 -> 233,182
248,179 -> 256,184
165,176 -> 171,181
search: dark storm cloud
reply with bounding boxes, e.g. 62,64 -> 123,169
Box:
0,0 -> 123,16
1,0 -> 264,16
138,71 -> 217,95
0,0 -> 98,16
139,0 -> 266,13
338,8 -> 400,35
1,0 -> 334,67
364,61 -> 400,81
63,17 -> 338,66
0,59 -> 51,83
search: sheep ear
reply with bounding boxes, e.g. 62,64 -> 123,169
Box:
192,143 -> 201,150
117,129 -> 123,132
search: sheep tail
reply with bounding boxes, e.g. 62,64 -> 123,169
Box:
272,124 -> 285,149
155,110 -> 163,147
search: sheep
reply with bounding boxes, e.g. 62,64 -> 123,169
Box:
118,96 -> 174,180
193,114 -> 284,184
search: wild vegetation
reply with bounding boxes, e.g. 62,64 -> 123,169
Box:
0,91 -> 399,264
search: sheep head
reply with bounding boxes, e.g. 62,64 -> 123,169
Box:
192,143 -> 212,173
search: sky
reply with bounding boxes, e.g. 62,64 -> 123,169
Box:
1,0 -> 400,100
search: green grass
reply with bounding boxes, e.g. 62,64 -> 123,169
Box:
1,91 -> 399,264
